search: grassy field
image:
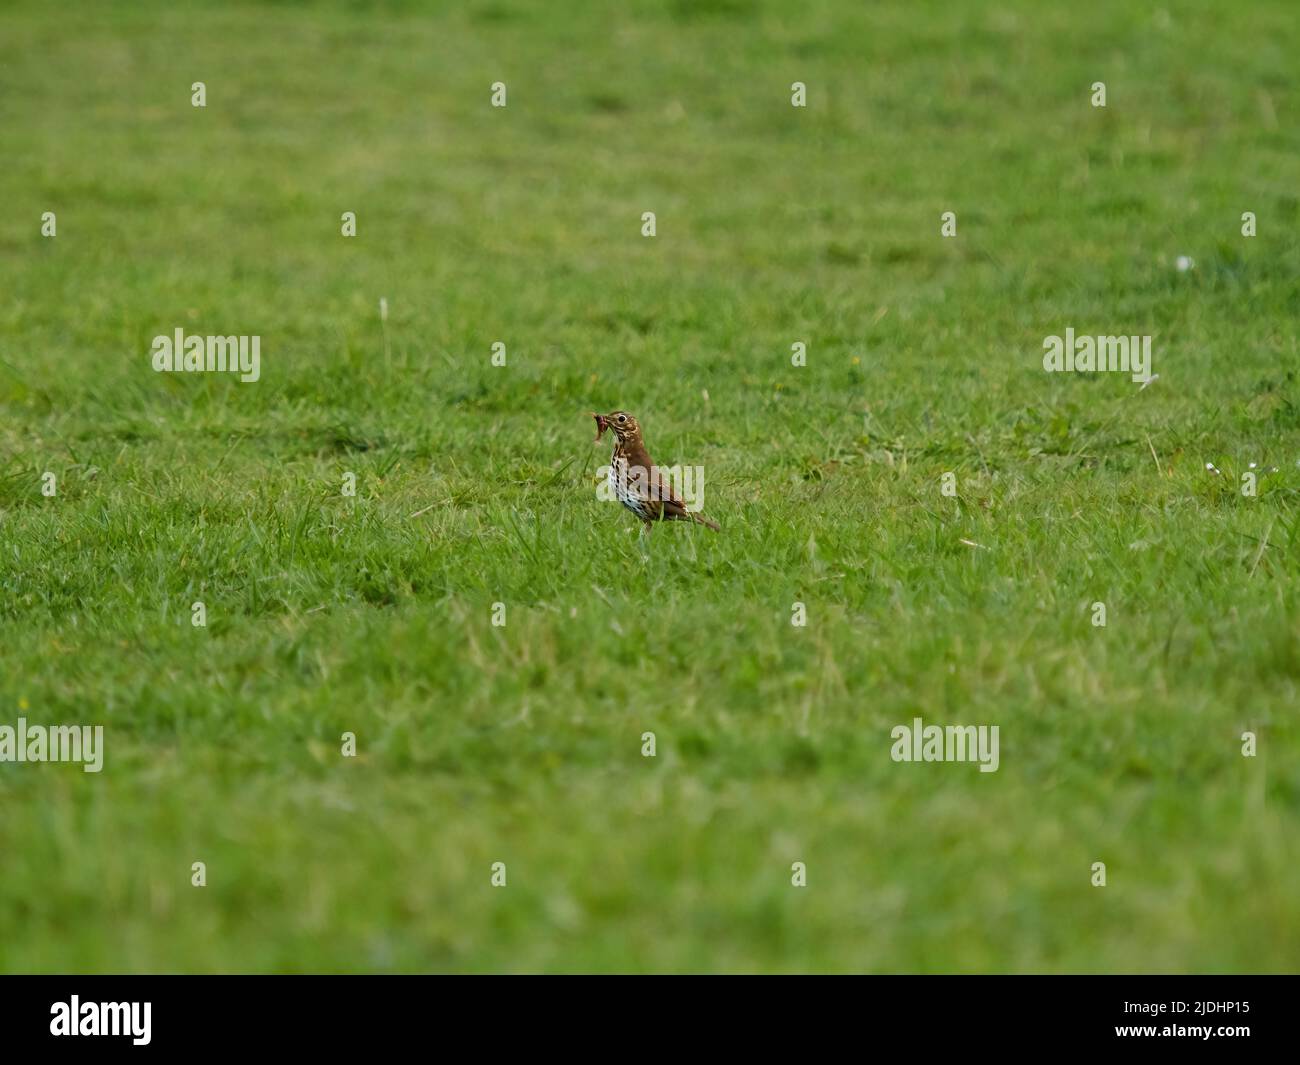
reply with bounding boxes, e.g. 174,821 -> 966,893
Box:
1,0 -> 1298,973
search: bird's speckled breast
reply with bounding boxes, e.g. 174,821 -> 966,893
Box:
610,446 -> 650,519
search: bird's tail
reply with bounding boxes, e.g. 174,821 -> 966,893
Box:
692,513 -> 721,532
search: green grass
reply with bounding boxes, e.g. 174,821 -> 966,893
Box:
1,0 -> 1299,973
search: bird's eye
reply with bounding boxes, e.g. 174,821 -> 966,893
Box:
616,415 -> 626,423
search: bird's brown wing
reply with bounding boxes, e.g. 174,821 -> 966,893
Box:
645,463 -> 691,520
630,453 -> 715,527
628,445 -> 717,529
623,442 -> 687,517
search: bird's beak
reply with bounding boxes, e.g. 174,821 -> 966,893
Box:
592,412 -> 608,441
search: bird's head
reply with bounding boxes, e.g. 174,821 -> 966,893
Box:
592,410 -> 640,442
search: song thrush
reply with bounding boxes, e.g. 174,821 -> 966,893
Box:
592,411 -> 720,532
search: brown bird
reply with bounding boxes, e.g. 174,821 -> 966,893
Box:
592,411 -> 720,532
